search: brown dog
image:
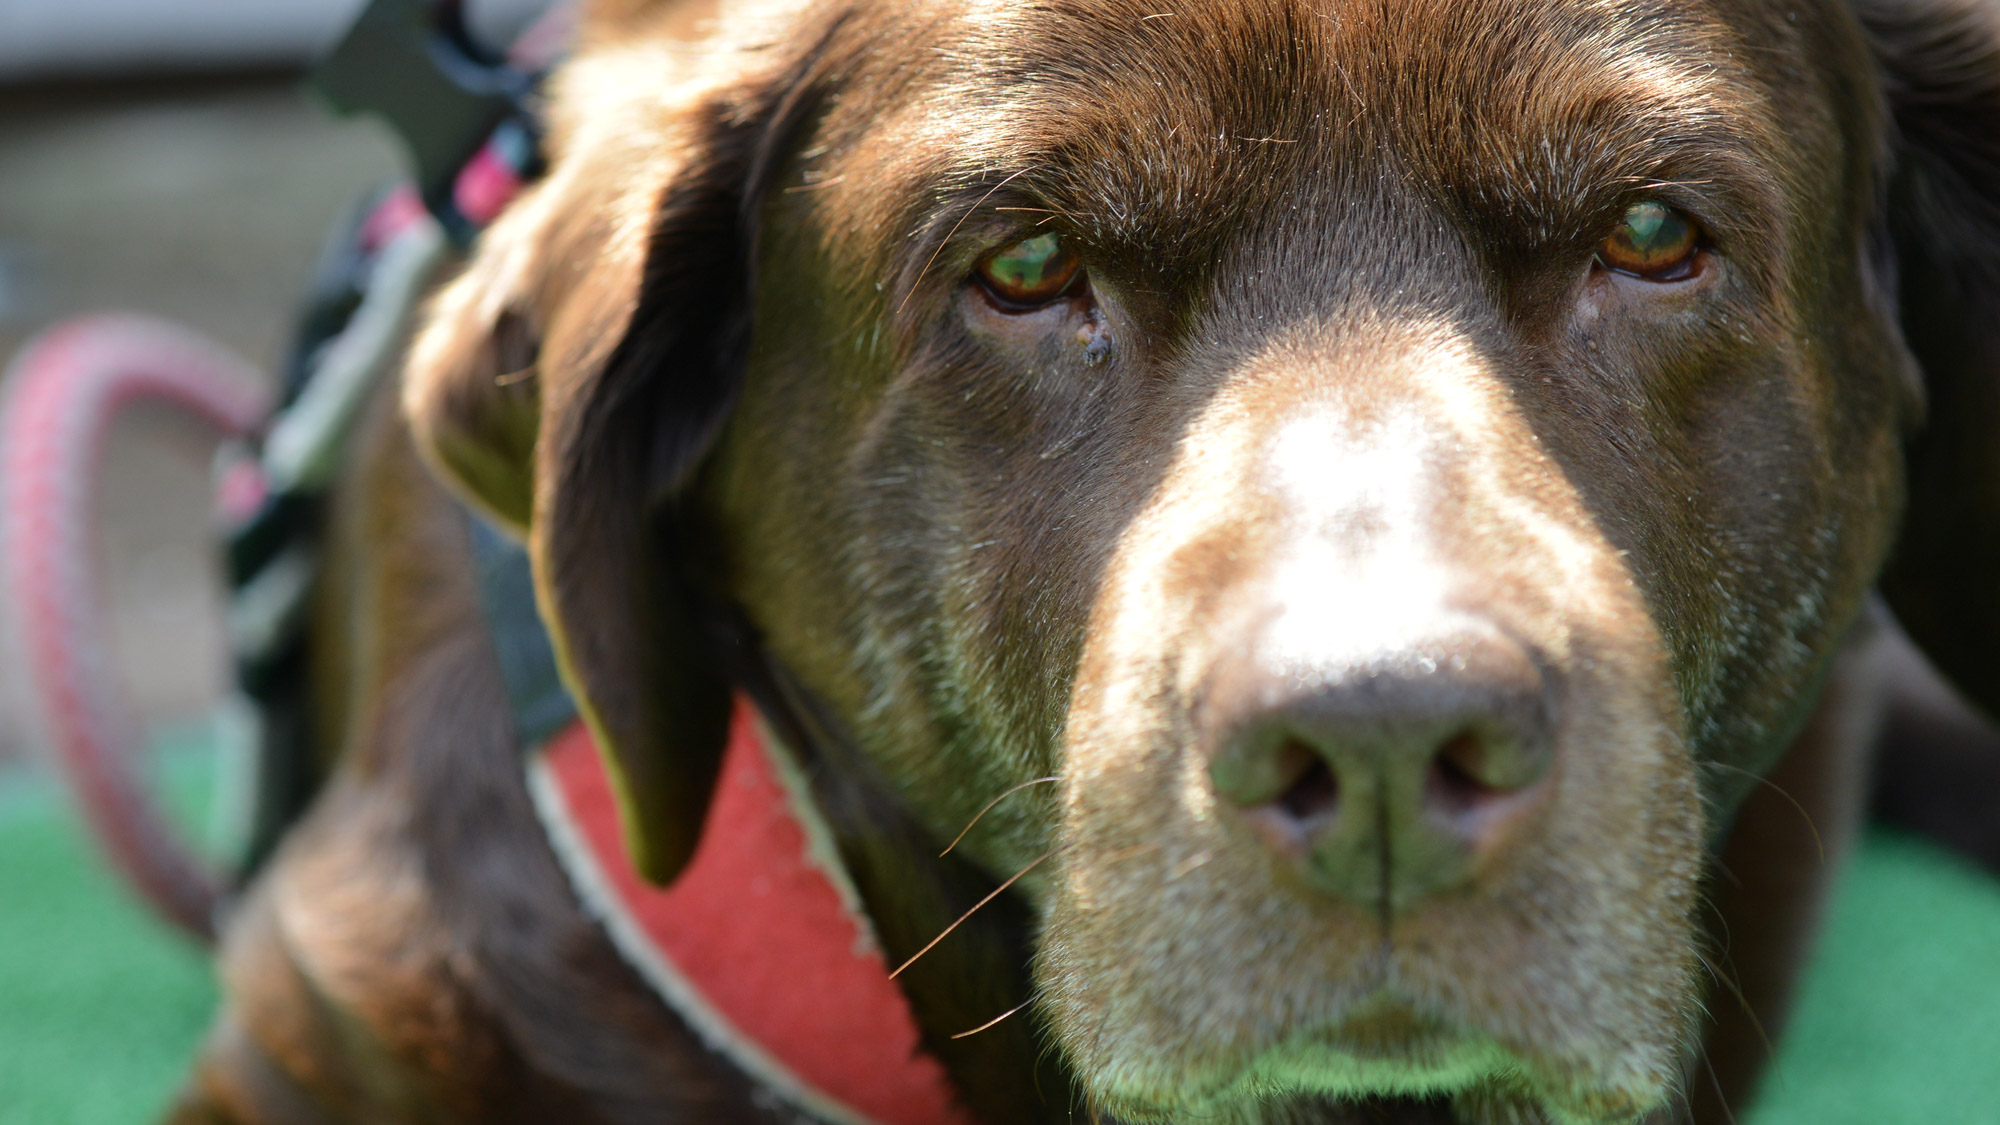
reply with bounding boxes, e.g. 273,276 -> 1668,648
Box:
167,0 -> 2000,1121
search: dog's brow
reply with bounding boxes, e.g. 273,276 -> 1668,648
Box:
920,0 -> 1774,241
869,0 -> 1787,326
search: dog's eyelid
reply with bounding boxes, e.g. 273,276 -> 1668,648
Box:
891,186 -> 1070,328
1628,172 -> 1782,254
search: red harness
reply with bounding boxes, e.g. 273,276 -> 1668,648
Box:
526,698 -> 976,1125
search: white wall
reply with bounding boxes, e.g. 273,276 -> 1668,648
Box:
0,0 -> 552,80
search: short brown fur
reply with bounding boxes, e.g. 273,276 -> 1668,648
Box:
170,0 -> 2000,1122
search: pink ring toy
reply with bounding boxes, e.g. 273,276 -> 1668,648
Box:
2,315 -> 272,944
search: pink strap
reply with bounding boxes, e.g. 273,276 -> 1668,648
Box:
453,138 -> 527,228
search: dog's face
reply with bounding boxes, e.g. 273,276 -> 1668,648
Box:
409,0 -> 2000,1121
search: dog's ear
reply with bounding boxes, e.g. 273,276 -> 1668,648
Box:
1865,0 -> 2000,721
407,39 -> 817,881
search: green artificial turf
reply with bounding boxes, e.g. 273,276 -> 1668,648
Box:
0,741 -> 217,1125
1,741 -> 1995,1124
1744,831 -> 2000,1124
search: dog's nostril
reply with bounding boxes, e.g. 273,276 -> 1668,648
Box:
1273,739 -> 1340,824
1425,731 -> 1497,814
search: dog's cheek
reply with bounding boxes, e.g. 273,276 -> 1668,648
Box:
850,322 -> 1176,852
1549,283 -> 1901,811
711,285 -> 1154,872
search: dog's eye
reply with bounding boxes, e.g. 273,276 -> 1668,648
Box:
976,233 -> 1083,308
1597,201 -> 1700,281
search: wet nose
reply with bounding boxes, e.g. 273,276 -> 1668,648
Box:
1206,623 -> 1554,912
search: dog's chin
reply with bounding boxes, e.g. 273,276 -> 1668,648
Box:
1081,1009 -> 1591,1125
1094,1091 -> 1462,1125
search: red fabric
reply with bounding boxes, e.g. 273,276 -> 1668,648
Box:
542,701 -> 974,1125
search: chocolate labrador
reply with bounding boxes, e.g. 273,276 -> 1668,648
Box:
168,0 -> 2000,1121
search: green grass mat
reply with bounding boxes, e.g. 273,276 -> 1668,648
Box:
0,748 -> 217,1125
1745,831 -> 2000,1123
2,748 -> 1995,1123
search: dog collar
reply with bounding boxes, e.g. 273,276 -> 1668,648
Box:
468,519 -> 972,1125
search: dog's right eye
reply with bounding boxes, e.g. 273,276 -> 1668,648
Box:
1597,201 -> 1701,281
976,233 -> 1083,309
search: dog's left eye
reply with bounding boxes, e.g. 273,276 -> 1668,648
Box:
976,233 -> 1083,309
1597,201 -> 1701,281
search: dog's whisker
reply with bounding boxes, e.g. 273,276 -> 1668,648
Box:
1703,760 -> 1825,863
1705,854 -> 1747,892
1617,175 -> 1717,189
1697,1046 -> 1741,1125
896,165 -> 1038,317
992,204 -> 1073,228
942,776 -> 1060,857
890,849 -> 1054,980
1693,946 -> 1777,1070
782,173 -> 848,193
950,1002 -> 1029,1039
995,203 -> 1080,220
1703,884 -> 1737,956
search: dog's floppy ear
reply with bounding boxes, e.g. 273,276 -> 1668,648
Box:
1866,0 -> 2000,721
407,38 -> 816,881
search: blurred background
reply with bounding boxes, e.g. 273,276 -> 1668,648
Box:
0,4 -> 529,1120
0,2 -> 1996,1123
0,0 -> 555,768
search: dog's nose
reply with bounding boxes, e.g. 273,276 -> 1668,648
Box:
1206,623 -> 1554,912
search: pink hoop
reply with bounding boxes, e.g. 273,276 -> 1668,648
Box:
2,315 -> 272,943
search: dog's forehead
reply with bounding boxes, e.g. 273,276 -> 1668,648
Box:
837,0 -> 1815,262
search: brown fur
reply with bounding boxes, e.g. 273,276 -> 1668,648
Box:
168,0 -> 2000,1121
